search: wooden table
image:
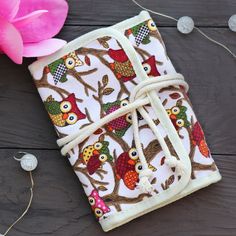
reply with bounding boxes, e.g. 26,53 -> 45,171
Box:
0,1 -> 235,235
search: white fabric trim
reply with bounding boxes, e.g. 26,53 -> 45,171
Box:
100,171 -> 222,232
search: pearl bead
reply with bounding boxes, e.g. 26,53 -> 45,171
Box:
20,153 -> 38,171
228,14 -> 236,32
177,16 -> 195,34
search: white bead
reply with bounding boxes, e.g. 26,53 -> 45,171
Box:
177,16 -> 194,34
228,14 -> 236,32
20,153 -> 38,171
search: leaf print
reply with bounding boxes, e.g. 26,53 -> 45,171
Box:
169,92 -> 181,99
102,75 -> 109,86
85,55 -> 91,66
97,185 -> 108,191
103,88 -> 114,95
160,156 -> 165,166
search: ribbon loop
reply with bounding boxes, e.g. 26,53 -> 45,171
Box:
57,73 -> 188,193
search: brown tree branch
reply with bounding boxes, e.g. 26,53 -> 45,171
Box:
74,166 -> 109,189
67,69 -> 97,96
35,80 -> 83,103
192,162 -> 217,172
134,46 -> 163,65
76,47 -> 130,96
103,193 -> 151,208
35,70 -> 83,103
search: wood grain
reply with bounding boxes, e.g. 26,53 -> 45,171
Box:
0,150 -> 235,236
0,1 -> 235,235
66,0 -> 236,27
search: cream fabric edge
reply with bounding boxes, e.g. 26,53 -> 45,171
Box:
101,171 -> 222,232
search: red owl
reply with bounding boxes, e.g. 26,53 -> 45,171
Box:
44,93 -> 86,127
115,148 -> 156,190
108,48 -> 160,82
191,121 -> 210,158
142,56 -> 160,77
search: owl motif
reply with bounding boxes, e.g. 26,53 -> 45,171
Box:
80,141 -> 113,175
115,148 -> 156,190
88,189 -> 110,219
44,93 -> 86,127
102,99 -> 132,137
166,105 -> 190,130
142,55 -> 160,77
128,19 -> 157,46
191,121 -> 210,158
108,48 -> 160,82
45,51 -> 83,85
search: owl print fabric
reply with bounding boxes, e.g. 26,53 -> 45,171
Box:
29,11 -> 221,231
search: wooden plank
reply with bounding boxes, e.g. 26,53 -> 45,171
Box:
0,27 -> 235,154
66,0 -> 236,27
0,149 -> 235,235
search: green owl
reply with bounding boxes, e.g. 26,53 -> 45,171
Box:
128,19 -> 157,46
44,93 -> 86,127
166,105 -> 191,130
45,52 -> 83,85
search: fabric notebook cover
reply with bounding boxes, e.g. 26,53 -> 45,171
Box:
29,11 -> 221,232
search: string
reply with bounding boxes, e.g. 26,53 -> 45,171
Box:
2,171 -> 34,236
131,0 -> 236,59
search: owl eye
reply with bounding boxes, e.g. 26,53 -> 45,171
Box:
66,112 -> 78,125
129,148 -> 138,160
176,119 -> 185,127
60,101 -> 72,113
142,63 -> 151,75
171,107 -> 180,115
94,208 -> 103,218
147,19 -> 157,31
88,196 -> 96,206
120,99 -> 129,107
126,113 -> 132,123
94,142 -> 103,150
99,154 -> 108,162
166,109 -> 171,116
65,57 -> 76,69
135,162 -> 143,173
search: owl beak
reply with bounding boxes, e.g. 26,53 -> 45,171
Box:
170,114 -> 176,120
93,150 -> 100,156
128,159 -> 135,165
62,113 -> 69,120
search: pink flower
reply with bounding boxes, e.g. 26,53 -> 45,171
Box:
0,0 -> 69,64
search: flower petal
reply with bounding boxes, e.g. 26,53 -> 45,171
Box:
23,38 -> 66,57
0,0 -> 20,21
0,16 -> 23,64
13,10 -> 48,28
15,0 -> 69,43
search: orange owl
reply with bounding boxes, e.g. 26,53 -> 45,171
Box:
191,121 -> 210,158
115,148 -> 156,190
